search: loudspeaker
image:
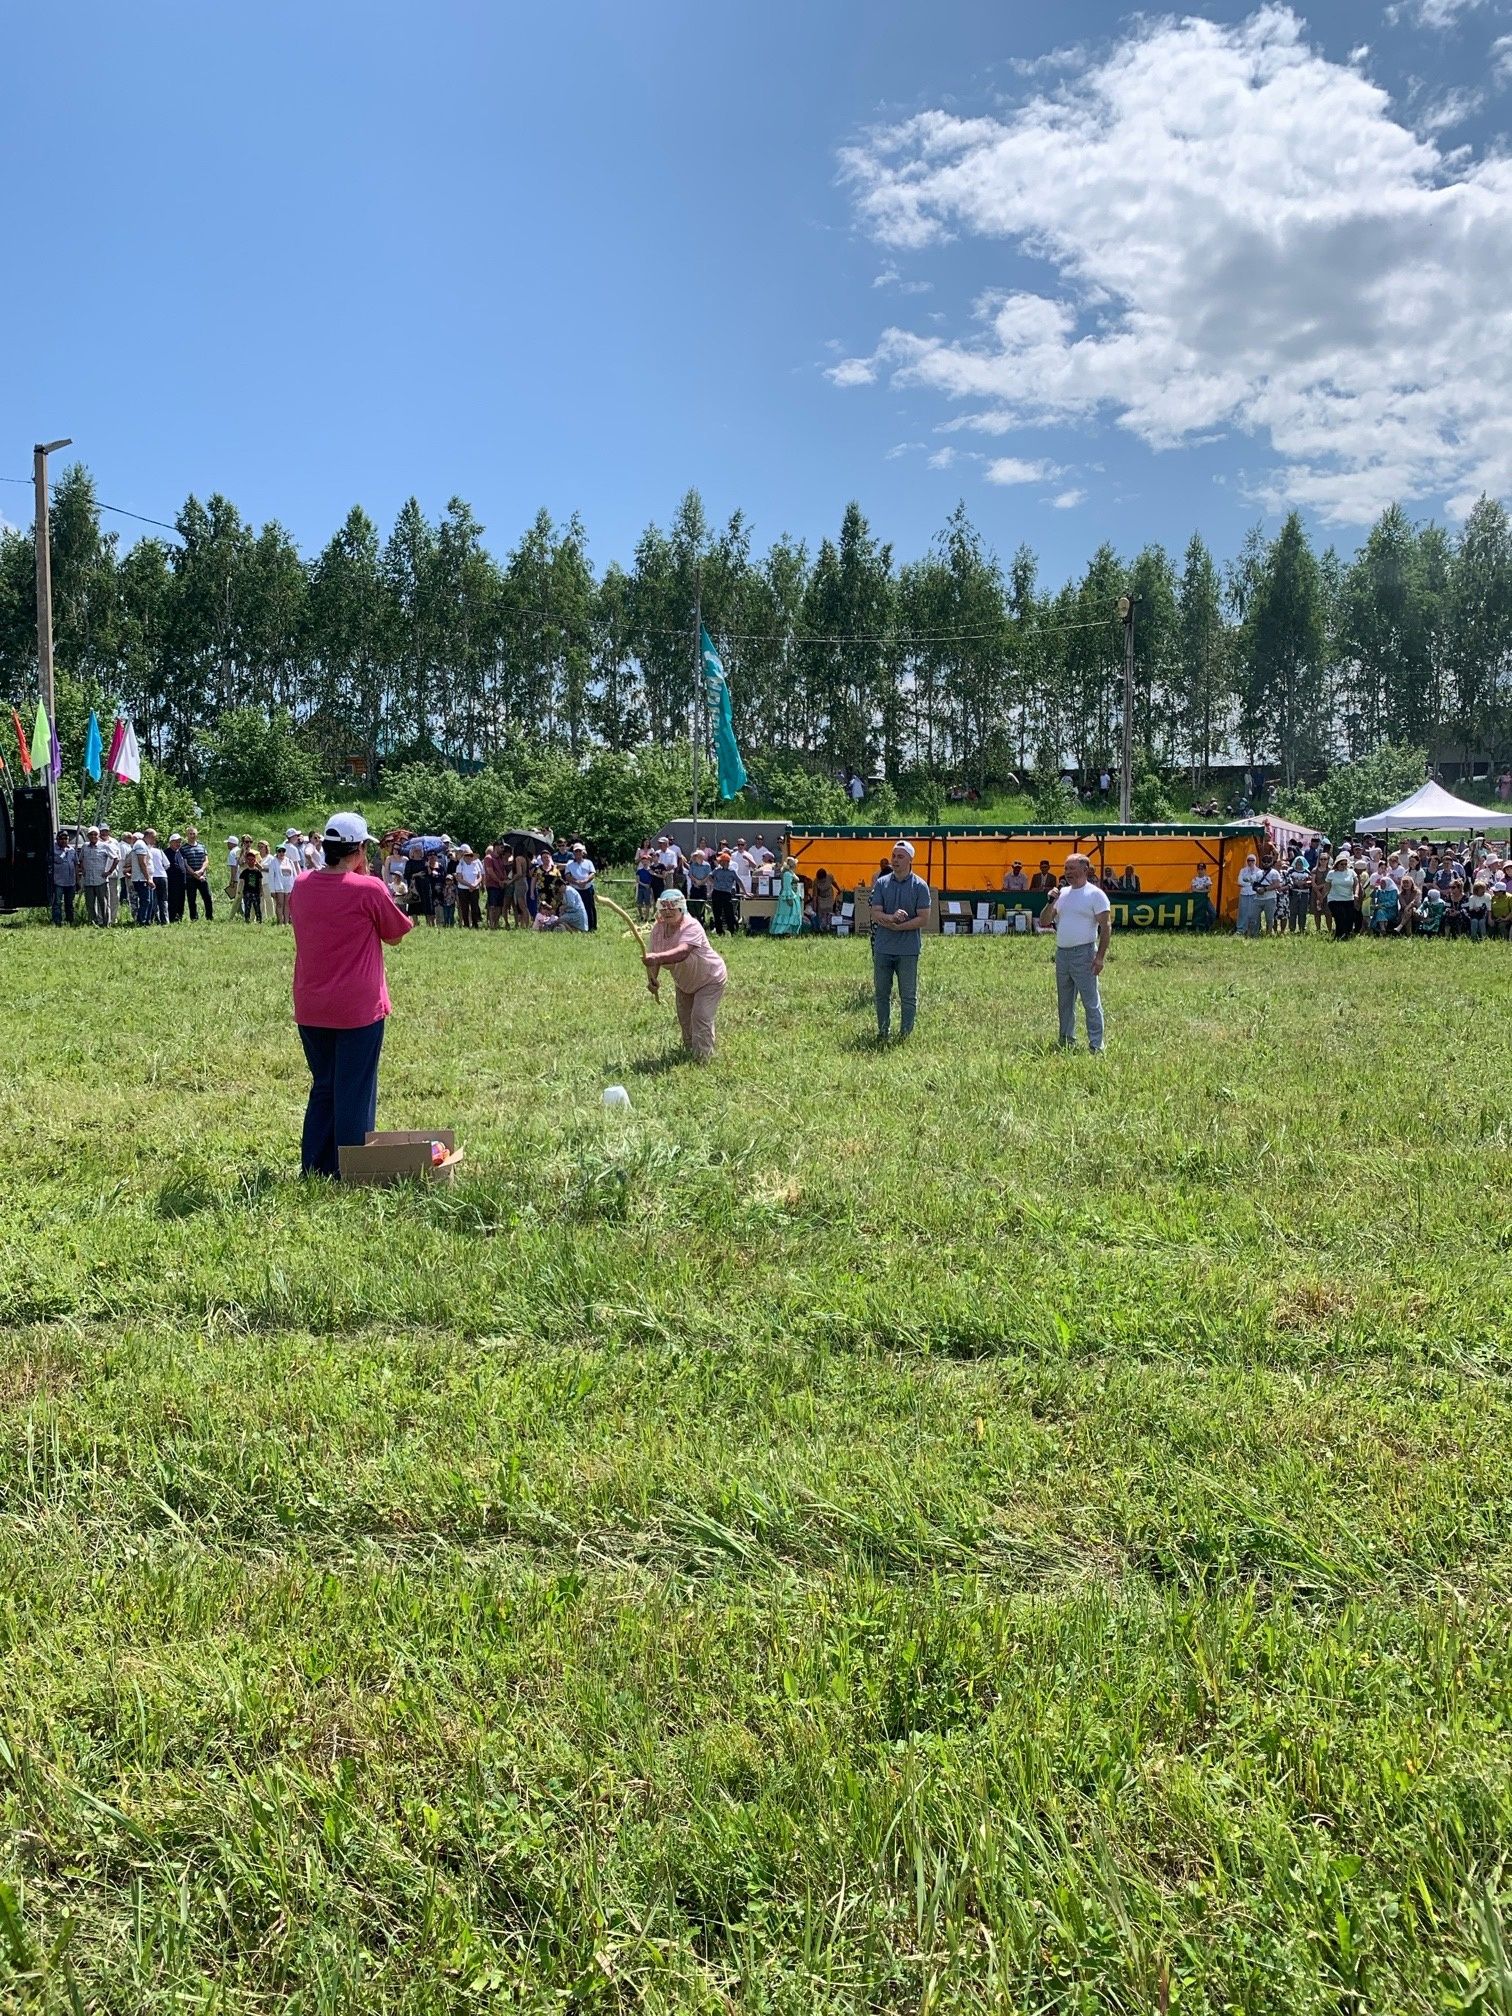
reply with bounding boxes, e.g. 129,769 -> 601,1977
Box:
10,787 -> 53,908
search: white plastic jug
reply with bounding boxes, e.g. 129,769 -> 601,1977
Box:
602,1085 -> 632,1110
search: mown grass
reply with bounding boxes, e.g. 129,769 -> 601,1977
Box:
1,917 -> 1511,2013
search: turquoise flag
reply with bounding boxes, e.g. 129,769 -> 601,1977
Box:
700,627 -> 747,800
84,711 -> 103,782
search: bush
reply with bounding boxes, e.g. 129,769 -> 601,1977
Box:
861,779 -> 899,824
1130,760 -> 1177,822
202,708 -> 320,811
1029,769 -> 1079,823
739,752 -> 849,827
106,760 -> 198,839
1277,745 -> 1427,846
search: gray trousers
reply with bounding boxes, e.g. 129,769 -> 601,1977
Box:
1055,943 -> 1104,1050
873,948 -> 919,1036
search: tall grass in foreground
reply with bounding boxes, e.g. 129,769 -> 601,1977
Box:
1,922 -> 1510,2011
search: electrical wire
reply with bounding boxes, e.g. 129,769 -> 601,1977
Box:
0,475 -> 182,538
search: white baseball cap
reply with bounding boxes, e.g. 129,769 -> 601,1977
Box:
323,812 -> 371,844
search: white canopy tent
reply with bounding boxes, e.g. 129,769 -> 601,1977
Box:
1355,781 -> 1512,833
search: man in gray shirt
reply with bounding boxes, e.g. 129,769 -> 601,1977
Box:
869,840 -> 931,1039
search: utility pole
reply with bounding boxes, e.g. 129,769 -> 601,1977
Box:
1117,592 -> 1136,823
34,437 -> 72,835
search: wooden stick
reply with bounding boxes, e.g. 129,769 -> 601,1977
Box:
595,890 -> 660,996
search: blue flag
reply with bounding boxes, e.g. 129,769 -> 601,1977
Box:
84,710 -> 103,782
700,628 -> 747,800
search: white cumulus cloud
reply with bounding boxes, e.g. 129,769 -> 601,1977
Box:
1050,489 -> 1087,510
829,6 -> 1512,524
984,456 -> 1056,486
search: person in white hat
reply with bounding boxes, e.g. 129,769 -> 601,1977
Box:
225,835 -> 242,901
453,843 -> 483,928
286,813 -> 413,1178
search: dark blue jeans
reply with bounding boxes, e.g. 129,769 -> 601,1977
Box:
297,1018 -> 386,1178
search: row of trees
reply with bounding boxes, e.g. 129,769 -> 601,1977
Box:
3,468 -> 1511,796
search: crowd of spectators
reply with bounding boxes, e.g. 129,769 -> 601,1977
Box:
1229,835 -> 1511,940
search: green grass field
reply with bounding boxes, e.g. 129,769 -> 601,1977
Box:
2,916 -> 1511,2013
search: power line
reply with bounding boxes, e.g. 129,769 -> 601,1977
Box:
0,475 -> 183,538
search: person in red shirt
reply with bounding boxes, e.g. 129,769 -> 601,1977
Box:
287,813 -> 413,1177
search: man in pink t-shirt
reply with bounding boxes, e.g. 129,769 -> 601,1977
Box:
287,812 -> 413,1176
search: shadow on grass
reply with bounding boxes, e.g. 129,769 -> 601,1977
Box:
628,1047 -> 700,1078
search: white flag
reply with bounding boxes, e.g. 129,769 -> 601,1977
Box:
113,720 -> 141,784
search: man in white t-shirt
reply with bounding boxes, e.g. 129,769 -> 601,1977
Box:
1041,853 -> 1112,1053
729,840 -> 754,895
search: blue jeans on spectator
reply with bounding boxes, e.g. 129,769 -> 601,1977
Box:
872,948 -> 919,1037
131,880 -> 154,924
153,876 -> 169,924
1236,890 -> 1258,936
1257,893 -> 1278,934
297,1019 -> 386,1178
1056,942 -> 1105,1051
51,885 -> 77,925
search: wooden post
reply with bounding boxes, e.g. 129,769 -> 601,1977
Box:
33,438 -> 72,838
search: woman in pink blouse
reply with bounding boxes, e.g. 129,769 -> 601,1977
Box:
287,813 -> 413,1176
642,887 -> 728,1062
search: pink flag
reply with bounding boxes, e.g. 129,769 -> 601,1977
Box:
105,717 -> 126,775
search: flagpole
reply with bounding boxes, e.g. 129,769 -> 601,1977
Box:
692,565 -> 702,857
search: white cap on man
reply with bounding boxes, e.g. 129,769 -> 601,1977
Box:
323,812 -> 371,845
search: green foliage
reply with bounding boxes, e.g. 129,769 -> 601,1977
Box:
861,777 -> 900,823
1130,759 -> 1177,822
105,759 -> 198,838
386,743 -> 709,859
1,926 -> 1510,2009
1278,744 -> 1429,844
1030,767 -> 1080,822
7,465 -> 1512,839
201,707 -> 320,811
741,751 -> 849,825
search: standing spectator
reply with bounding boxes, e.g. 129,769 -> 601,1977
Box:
51,831 -> 79,925
636,846 -> 657,918
239,844 -> 264,923
509,846 -> 532,930
729,839 -> 754,897
288,813 -> 412,1178
181,826 -> 213,921
482,843 -> 507,928
145,829 -> 170,925
869,840 -> 931,1041
710,850 -> 741,936
404,844 -> 433,926
564,842 -> 597,931
1286,852 -> 1313,933
80,827 -> 114,927
440,858 -> 457,927
425,849 -> 447,925
1042,853 -> 1112,1054
1255,859 -> 1283,934
1497,769 -> 1511,803
535,845 -> 563,915
1325,854 -> 1360,940
225,836 -> 242,902
849,771 -> 865,805
128,832 -> 155,925
686,848 -> 712,923
643,887 -> 728,1062
98,825 -> 123,925
1098,767 -> 1112,801
812,867 -> 838,934
267,843 -> 296,925
1189,863 -> 1214,928
165,835 -> 188,922
1235,852 -> 1263,938
454,844 -> 482,927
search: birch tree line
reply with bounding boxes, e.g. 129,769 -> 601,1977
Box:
3,466 -> 1510,793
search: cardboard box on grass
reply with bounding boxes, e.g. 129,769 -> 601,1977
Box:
339,1129 -> 465,1186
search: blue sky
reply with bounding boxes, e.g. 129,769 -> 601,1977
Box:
6,0 -> 1511,587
